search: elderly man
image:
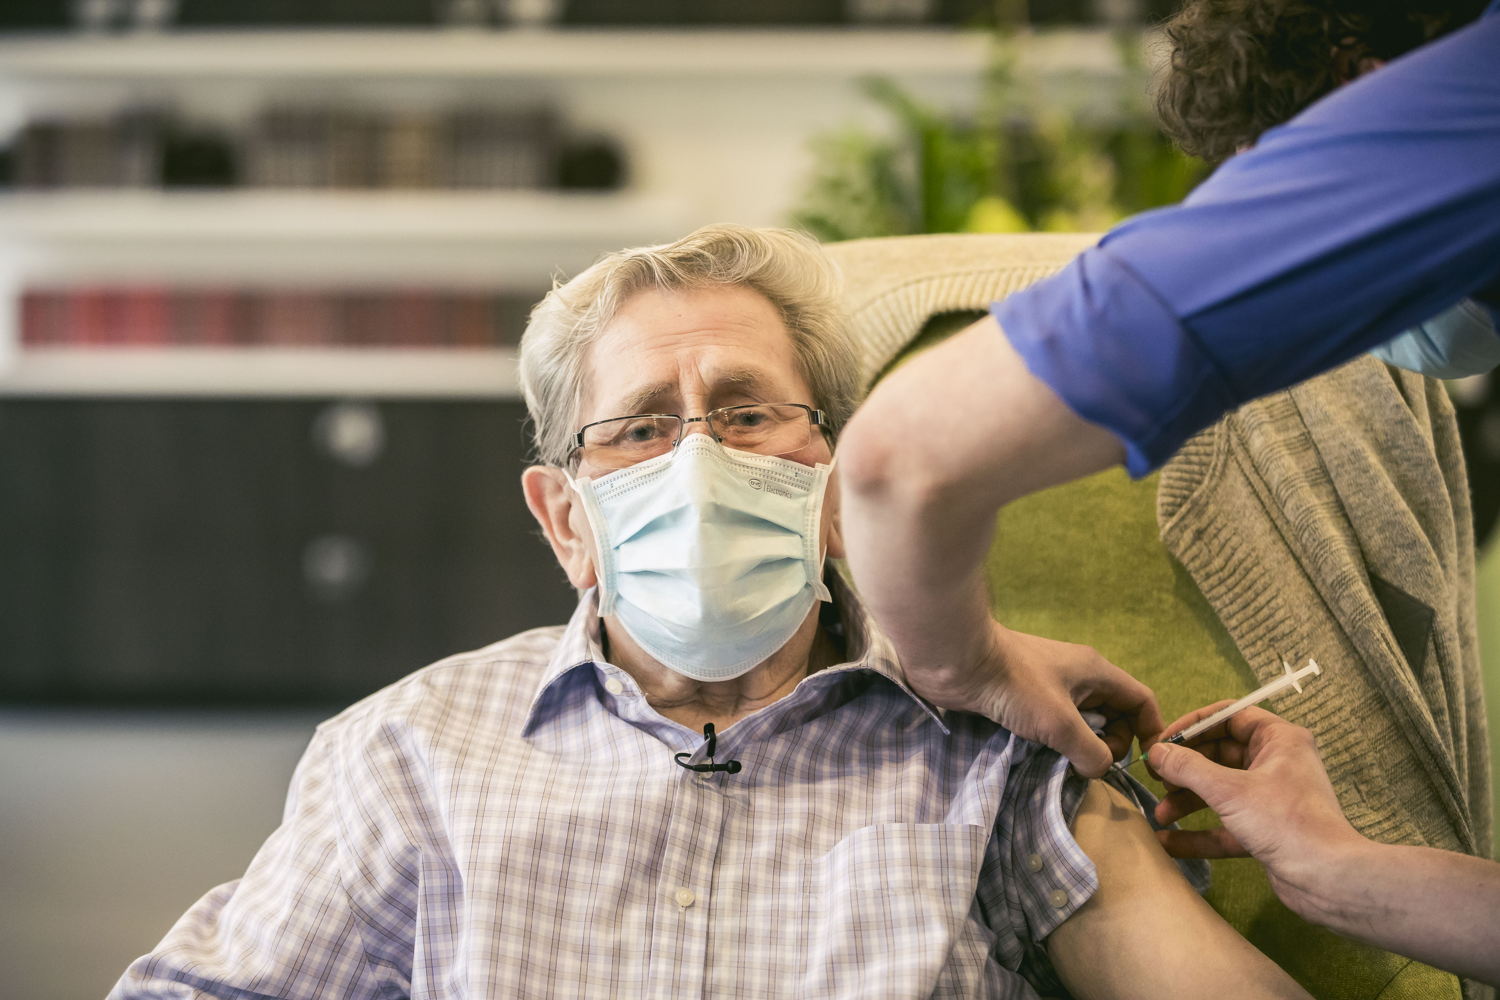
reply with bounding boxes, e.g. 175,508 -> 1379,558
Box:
110,225 -> 1310,999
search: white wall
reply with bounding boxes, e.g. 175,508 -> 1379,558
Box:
0,709 -> 323,999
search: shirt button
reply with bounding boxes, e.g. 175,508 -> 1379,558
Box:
673,888 -> 696,908
698,770 -> 714,781
1049,889 -> 1069,909
603,677 -> 625,696
1027,853 -> 1044,873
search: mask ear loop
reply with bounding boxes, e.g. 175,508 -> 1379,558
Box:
564,468 -> 618,617
807,454 -> 836,602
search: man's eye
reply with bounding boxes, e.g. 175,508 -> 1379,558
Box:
612,420 -> 667,445
723,408 -> 769,429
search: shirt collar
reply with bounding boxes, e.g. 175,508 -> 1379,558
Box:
520,565 -> 945,736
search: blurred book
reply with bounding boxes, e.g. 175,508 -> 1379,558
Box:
9,102 -> 595,190
379,113 -> 445,190
556,135 -> 625,191
447,107 -> 558,190
160,124 -> 239,188
330,113 -> 381,188
0,0 -> 70,30
247,107 -> 337,189
14,110 -> 162,188
563,0 -> 845,25
22,287 -> 538,347
172,289 -> 246,345
175,0 -> 434,26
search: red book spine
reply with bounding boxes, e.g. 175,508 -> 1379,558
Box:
171,289 -> 201,346
340,291 -> 385,347
451,293 -> 495,348
63,288 -> 107,346
389,289 -> 440,347
120,287 -> 171,345
179,289 -> 242,346
20,289 -> 64,346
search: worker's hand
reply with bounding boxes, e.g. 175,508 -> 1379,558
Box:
903,620 -> 1161,778
1145,705 -> 1366,920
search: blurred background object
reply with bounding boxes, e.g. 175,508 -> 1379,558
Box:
0,2 -> 1496,998
790,27 -> 1206,240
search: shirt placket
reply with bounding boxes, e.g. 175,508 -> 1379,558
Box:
646,747 -> 732,1000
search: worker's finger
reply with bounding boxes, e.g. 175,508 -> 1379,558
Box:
1232,708 -> 1311,763
1172,736 -> 1248,770
1091,671 -> 1163,749
1156,827 -> 1249,860
1156,699 -> 1238,743
1216,739 -> 1248,770
1145,737 -> 1241,788
1153,786 -> 1210,827
1051,717 -> 1115,779
1100,715 -> 1135,763
1028,692 -> 1113,777
1146,742 -> 1246,816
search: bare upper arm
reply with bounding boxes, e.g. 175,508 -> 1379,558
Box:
1045,781 -> 1311,1000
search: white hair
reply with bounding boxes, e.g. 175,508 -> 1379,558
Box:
518,224 -> 860,466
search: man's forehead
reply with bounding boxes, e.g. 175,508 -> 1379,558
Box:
577,284 -> 812,420
599,366 -> 802,420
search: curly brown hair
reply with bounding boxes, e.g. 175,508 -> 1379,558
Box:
1154,0 -> 1486,164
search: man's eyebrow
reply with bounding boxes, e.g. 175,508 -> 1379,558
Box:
614,370 -> 778,415
618,381 -> 677,416
714,369 -> 776,396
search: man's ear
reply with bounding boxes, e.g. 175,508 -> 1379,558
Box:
521,465 -> 599,590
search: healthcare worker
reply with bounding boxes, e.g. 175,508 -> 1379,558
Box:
837,0 -> 1500,982
1153,0 -> 1500,379
837,0 -> 1500,775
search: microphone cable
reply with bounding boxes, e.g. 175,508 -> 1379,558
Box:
674,722 -> 741,775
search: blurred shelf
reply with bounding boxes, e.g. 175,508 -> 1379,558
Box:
0,190 -> 695,244
0,27 -> 1023,81
0,27 -> 1155,82
0,346 -> 520,398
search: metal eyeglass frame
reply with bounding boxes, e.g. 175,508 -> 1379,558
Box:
569,402 -> 829,464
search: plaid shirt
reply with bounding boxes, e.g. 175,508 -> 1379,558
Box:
111,577 -> 1203,999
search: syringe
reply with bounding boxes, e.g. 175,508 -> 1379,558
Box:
1117,656 -> 1321,770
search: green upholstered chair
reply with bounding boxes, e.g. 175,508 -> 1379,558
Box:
825,233 -> 1475,1000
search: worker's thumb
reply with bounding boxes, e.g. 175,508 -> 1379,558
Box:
1148,743 -> 1237,806
1051,714 -> 1113,779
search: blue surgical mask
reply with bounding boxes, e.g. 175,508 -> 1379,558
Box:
1370,299 -> 1500,379
568,433 -> 834,682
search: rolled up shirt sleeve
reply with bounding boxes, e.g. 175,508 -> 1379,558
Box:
987,744 -> 1210,995
994,10 -> 1500,475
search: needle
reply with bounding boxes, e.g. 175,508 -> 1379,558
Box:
1115,656 -> 1321,771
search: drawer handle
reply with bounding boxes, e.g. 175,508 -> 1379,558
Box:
313,401 -> 384,467
303,534 -> 372,601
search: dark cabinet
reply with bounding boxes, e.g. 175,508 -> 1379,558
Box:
0,397 -> 576,706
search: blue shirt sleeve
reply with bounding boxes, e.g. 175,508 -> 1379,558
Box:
993,11 -> 1500,476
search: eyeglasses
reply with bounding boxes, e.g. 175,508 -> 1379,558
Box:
571,403 -> 828,471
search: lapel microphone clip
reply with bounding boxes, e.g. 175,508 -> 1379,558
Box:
674,723 -> 742,774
